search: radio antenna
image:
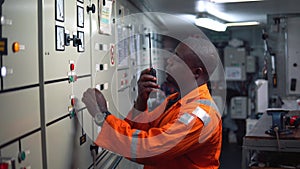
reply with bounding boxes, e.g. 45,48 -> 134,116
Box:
147,33 -> 156,77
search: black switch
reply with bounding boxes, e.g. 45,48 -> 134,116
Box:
290,78 -> 297,91
0,38 -> 8,55
80,134 -> 86,145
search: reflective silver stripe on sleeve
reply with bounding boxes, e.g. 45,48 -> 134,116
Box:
178,113 -> 195,125
195,99 -> 220,112
192,106 -> 211,126
131,129 -> 141,161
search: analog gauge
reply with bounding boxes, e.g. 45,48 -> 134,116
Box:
55,0 -> 64,22
77,31 -> 84,52
55,25 -> 65,51
77,6 -> 84,28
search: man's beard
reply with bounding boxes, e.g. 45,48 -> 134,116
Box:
166,73 -> 180,93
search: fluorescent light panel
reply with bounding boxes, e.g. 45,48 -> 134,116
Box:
195,17 -> 227,32
226,21 -> 260,26
211,0 -> 263,3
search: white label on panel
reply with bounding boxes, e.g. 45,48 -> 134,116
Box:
225,67 -> 242,80
104,83 -> 108,90
96,64 -> 100,71
96,84 -> 100,91
103,64 -> 108,70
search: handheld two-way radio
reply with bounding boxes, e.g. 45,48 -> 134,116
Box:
148,33 -> 156,77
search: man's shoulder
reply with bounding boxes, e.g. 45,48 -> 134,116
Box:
182,98 -> 220,116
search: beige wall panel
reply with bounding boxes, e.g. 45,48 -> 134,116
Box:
44,81 -> 72,123
46,118 -> 93,169
2,0 -> 39,89
1,132 -> 42,169
73,77 -> 92,109
0,88 -> 40,145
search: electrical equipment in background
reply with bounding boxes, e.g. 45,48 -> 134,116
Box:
287,17 -> 300,95
224,47 -> 246,81
270,53 -> 277,88
0,157 -> 16,169
246,55 -> 256,73
255,79 -> 268,113
246,118 -> 258,135
230,96 -> 248,119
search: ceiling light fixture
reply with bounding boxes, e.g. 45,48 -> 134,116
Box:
195,13 -> 227,32
226,21 -> 260,26
211,0 -> 263,3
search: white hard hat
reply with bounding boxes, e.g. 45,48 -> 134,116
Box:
181,37 -> 219,77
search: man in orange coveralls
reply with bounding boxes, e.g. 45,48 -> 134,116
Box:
82,36 -> 222,169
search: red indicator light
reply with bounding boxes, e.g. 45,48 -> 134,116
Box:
71,98 -> 75,106
70,63 -> 75,71
0,163 -> 8,169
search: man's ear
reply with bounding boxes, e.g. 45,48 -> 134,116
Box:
193,67 -> 204,79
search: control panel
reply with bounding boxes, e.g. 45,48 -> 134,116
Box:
0,0 -> 162,168
287,17 -> 300,95
224,47 -> 247,81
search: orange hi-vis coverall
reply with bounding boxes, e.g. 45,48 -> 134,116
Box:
95,84 -> 222,169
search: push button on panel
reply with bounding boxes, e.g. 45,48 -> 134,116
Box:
18,151 -> 26,161
71,98 -> 76,106
69,60 -> 75,71
70,63 -> 75,71
0,163 -> 9,169
18,150 -> 30,163
12,42 -> 20,53
68,106 -> 76,118
1,66 -> 7,77
20,166 -> 31,169
69,76 -> 76,83
68,72 -> 77,83
12,42 -> 25,53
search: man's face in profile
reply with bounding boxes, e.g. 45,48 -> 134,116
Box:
165,43 -> 198,92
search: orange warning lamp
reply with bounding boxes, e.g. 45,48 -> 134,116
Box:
12,42 -> 20,53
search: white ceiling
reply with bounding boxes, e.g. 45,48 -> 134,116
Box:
144,0 -> 300,24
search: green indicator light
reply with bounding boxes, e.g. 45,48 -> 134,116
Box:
70,109 -> 76,118
18,151 -> 26,162
21,151 -> 26,160
69,76 -> 74,82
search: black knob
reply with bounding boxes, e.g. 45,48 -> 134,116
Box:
90,145 -> 99,154
87,4 -> 95,13
73,37 -> 82,47
75,38 -> 82,45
